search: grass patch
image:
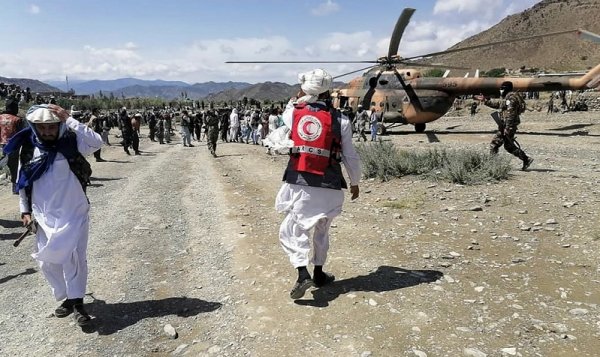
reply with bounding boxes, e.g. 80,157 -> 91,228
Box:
356,141 -> 512,185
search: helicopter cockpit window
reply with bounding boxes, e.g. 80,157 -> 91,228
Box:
379,79 -> 389,86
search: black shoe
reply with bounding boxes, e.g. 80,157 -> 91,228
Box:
72,304 -> 91,326
211,152 -> 217,158
134,151 -> 141,156
188,144 -> 194,147
55,299 -> 76,318
522,157 -> 534,171
313,271 -> 336,287
124,148 -> 131,155
290,278 -> 315,299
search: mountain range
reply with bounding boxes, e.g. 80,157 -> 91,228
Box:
428,0 -> 600,72
0,76 -> 61,93
2,0 -> 599,102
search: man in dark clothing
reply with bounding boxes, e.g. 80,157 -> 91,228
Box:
147,111 -> 157,141
194,112 -> 203,142
205,110 -> 220,157
119,108 -> 133,155
219,109 -> 229,142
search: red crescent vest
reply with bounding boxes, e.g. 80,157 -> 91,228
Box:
290,103 -> 340,175
284,103 -> 346,190
0,114 -> 21,145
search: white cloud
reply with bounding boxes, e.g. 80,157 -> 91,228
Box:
434,0 -> 498,14
28,4 -> 40,14
312,0 -> 340,16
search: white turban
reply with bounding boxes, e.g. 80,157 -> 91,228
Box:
298,68 -> 332,95
295,68 -> 332,104
26,105 -> 60,123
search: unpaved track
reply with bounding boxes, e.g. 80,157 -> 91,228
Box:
0,139 -> 248,356
1,109 -> 599,357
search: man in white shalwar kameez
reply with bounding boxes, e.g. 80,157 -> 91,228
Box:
4,104 -> 103,326
229,108 -> 240,142
275,69 -> 361,299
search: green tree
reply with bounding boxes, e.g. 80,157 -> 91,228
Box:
424,68 -> 446,77
484,68 -> 506,77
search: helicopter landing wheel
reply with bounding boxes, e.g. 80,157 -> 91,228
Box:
414,123 -> 426,133
376,124 -> 387,136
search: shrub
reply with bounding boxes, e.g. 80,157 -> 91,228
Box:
356,142 -> 512,184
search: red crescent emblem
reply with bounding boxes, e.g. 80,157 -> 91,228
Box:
303,121 -> 314,136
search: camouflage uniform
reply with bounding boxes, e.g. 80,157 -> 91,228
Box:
354,109 -> 368,142
205,111 -> 220,157
484,92 -> 531,166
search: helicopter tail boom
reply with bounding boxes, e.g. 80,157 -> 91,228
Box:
410,63 -> 600,96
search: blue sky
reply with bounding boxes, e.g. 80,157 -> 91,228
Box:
0,0 -> 540,84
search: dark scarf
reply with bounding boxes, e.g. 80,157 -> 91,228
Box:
3,126 -> 79,193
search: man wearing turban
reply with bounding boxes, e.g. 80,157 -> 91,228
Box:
275,69 -> 362,299
3,104 -> 103,326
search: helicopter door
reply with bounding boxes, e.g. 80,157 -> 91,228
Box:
339,96 -> 349,109
338,96 -> 362,110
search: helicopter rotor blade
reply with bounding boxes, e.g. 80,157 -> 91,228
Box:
387,8 -> 416,59
401,28 -> 582,61
333,65 -> 380,79
225,60 -> 377,64
400,61 -> 469,70
392,68 -> 423,112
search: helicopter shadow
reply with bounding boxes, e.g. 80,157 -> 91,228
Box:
425,132 -> 440,143
549,123 -> 595,131
215,153 -> 248,158
295,265 -> 443,308
80,296 -> 222,335
0,268 -> 37,285
391,129 -> 600,138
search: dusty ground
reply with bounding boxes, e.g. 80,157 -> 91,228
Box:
0,109 -> 598,357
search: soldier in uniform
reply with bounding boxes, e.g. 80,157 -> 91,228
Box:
477,81 -> 534,171
205,110 -> 220,157
354,104 -> 368,142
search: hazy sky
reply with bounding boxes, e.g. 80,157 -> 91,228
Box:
0,0 -> 540,84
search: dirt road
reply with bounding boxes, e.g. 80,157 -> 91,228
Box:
0,110 -> 598,356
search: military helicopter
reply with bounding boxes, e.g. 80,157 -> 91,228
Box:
227,8 -> 600,133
